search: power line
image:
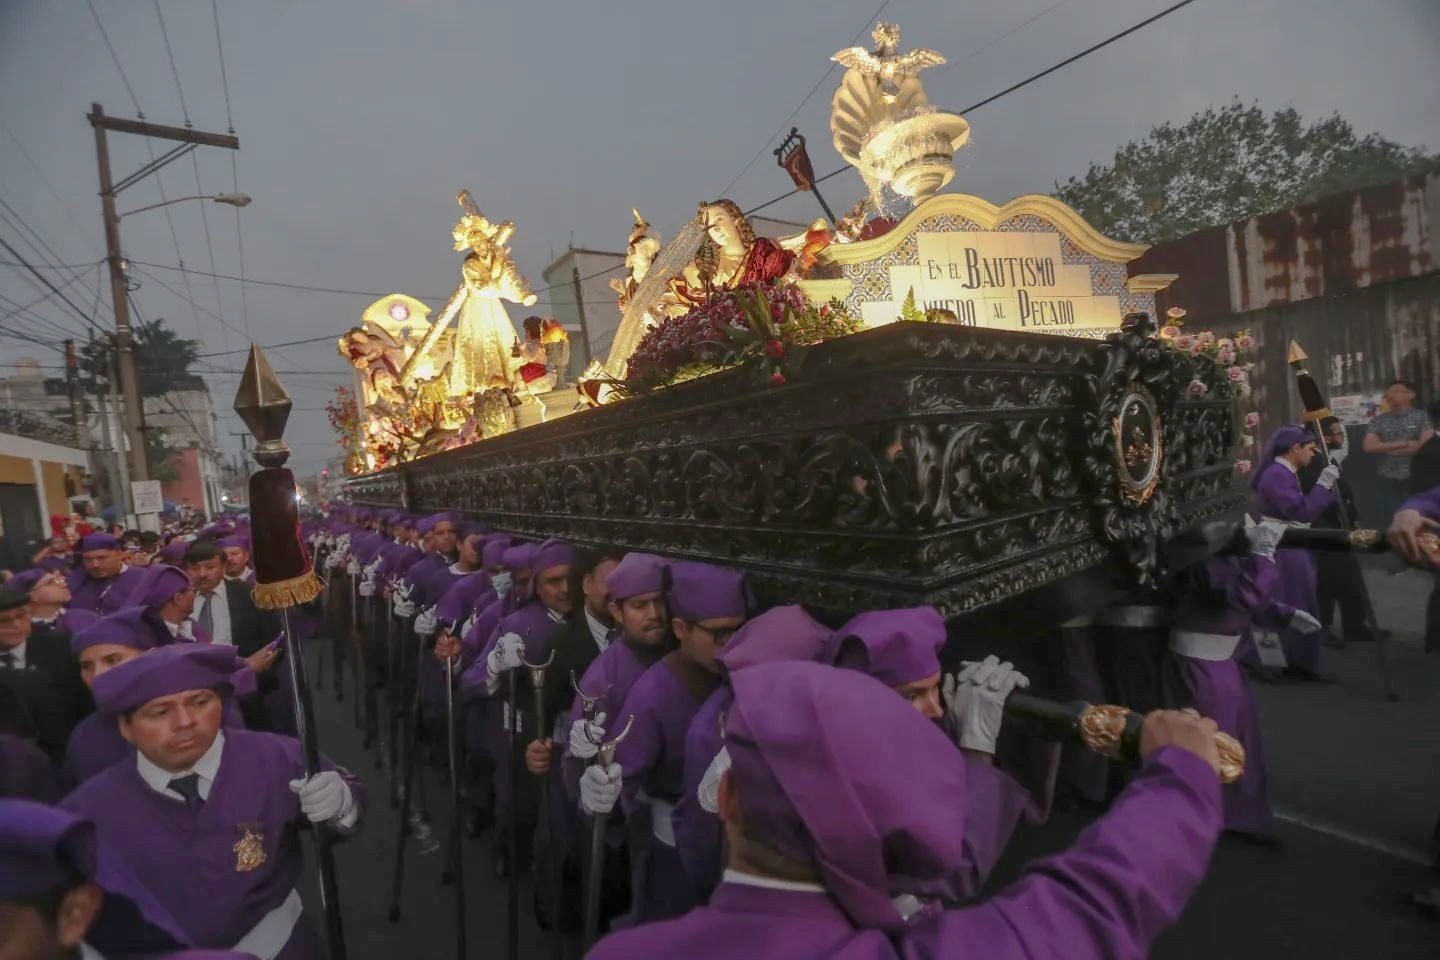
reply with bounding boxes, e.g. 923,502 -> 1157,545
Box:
0,261 -> 100,324
196,334 -> 339,357
153,0 -> 191,126
0,117 -> 104,259
715,0 -> 895,200
84,0 -> 142,116
210,1 -> 250,336
130,264 -> 250,343
0,236 -> 105,333
0,197 -> 102,317
742,0 -> 1206,218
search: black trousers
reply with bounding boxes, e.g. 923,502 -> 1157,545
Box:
1315,550 -> 1371,639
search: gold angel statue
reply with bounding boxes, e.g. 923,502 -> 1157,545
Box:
832,23 -> 946,104
400,190 -> 537,397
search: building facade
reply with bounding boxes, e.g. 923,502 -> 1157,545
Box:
0,409 -> 88,570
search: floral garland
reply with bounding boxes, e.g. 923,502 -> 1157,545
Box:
324,386 -> 368,475
622,282 -> 861,394
1157,307 -> 1261,473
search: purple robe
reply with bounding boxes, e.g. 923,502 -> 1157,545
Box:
588,748 -> 1220,960
62,729 -> 364,959
612,651 -> 721,921
434,570 -> 492,629
67,565 -> 148,615
674,686 -> 731,902
0,731 -> 61,801
1160,555 -> 1286,834
34,607 -> 101,636
459,593 -> 513,672
1246,462 -> 1335,672
1403,485 -> 1440,519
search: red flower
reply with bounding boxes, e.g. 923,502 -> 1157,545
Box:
764,339 -> 785,360
769,371 -> 787,386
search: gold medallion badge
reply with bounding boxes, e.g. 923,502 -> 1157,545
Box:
234,824 -> 266,872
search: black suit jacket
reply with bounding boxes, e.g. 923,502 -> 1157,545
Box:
223,578 -> 276,657
543,612 -> 611,722
0,624 -> 91,760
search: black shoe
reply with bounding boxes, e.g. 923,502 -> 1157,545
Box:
1284,667 -> 1334,684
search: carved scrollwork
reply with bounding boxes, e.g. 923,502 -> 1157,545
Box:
347,320 -> 1240,622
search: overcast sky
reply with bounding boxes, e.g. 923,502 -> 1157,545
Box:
3,0 -> 1438,475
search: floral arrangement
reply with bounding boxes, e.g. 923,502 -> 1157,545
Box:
623,281 -> 861,394
1157,307 -> 1261,473
325,386 -> 368,475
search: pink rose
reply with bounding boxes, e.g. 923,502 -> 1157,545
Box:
1216,348 -> 1234,365
1227,366 -> 1245,382
1197,331 -> 1214,346
1236,334 -> 1255,350
1244,411 -> 1260,429
1159,325 -> 1181,340
1187,378 -> 1209,396
1175,334 -> 1196,351
1241,435 -> 1254,446
1216,338 -> 1234,352
1235,459 -> 1253,474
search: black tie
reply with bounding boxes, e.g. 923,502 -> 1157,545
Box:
197,591 -> 216,638
0,650 -> 13,669
168,773 -> 204,811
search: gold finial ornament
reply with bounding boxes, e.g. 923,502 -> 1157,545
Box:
832,23 -> 948,104
1078,704 -> 1131,758
1287,340 -> 1309,364
233,344 -> 293,466
1349,529 -> 1380,547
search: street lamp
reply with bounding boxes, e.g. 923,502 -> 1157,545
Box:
119,193 -> 251,218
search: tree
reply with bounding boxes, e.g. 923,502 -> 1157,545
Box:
146,428 -> 180,483
81,318 -> 200,397
1053,100 -> 1439,244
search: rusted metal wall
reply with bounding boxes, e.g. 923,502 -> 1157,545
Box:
1132,168 -> 1440,324
1129,170 -> 1440,523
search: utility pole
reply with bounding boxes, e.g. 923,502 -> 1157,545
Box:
64,340 -> 96,503
88,103 -> 240,485
88,333 -> 126,521
571,266 -> 592,366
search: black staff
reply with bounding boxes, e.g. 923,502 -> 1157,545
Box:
524,650 -> 563,960
1289,341 -> 1397,701
233,344 -> 347,960
582,713 -> 634,950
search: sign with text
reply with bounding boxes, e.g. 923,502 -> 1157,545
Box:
859,231 -> 1123,337
131,480 -> 164,515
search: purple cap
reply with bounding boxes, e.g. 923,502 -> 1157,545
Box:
157,541 -> 189,564
77,533 -> 123,553
826,606 -> 945,687
665,561 -> 750,622
131,565 -> 193,610
216,536 -> 249,552
199,522 -> 234,540
717,605 -> 831,672
69,607 -> 158,655
415,516 -> 437,536
533,538 -> 577,575
92,643 -> 238,715
606,553 -> 668,602
7,568 -> 54,594
482,536 -> 513,568
501,542 -> 539,572
458,522 -> 489,543
0,799 -> 95,899
727,661 -> 968,931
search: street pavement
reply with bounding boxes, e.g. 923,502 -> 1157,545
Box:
299,561 -> 1439,958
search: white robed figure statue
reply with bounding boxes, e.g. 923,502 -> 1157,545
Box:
400,189 -> 538,396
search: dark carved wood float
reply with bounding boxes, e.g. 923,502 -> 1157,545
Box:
344,315 -> 1242,634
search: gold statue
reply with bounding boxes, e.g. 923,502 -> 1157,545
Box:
831,23 -> 946,104
400,190 -> 537,398
609,209 -> 663,311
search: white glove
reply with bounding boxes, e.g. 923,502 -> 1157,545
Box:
487,632 -> 526,678
346,559 -> 360,576
580,762 -> 622,815
1244,516 -> 1286,560
459,614 -> 476,639
414,607 -> 439,637
944,655 -> 1030,755
568,711 -> 607,760
288,770 -> 355,823
324,551 -> 345,570
358,581 -> 375,598
697,746 -> 731,814
491,571 -> 514,598
1289,609 -> 1323,635
1316,464 -> 1341,490
392,595 -> 416,619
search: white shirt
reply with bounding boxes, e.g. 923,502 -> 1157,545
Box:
78,942 -> 104,960
1274,456 -> 1298,475
584,608 -> 611,653
163,618 -> 198,642
226,567 -> 254,583
722,869 -> 826,894
192,586 -> 233,645
1,640 -> 27,670
137,730 -> 226,802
